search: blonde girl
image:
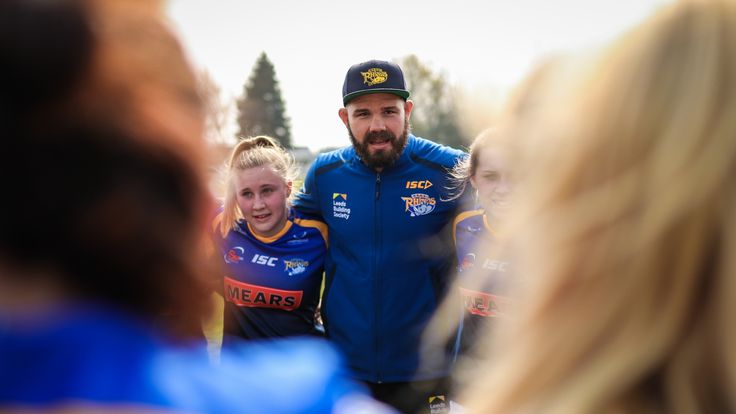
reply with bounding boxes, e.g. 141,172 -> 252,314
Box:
461,1 -> 736,412
212,136 -> 328,342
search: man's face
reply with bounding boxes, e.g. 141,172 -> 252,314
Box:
339,93 -> 413,171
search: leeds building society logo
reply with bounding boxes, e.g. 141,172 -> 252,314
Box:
283,258 -> 309,276
428,395 -> 449,414
361,68 -> 388,86
401,193 -> 436,217
332,193 -> 351,220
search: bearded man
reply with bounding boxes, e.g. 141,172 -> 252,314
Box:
294,59 -> 467,414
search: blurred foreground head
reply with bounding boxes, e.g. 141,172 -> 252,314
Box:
0,0 -> 209,334
462,0 -> 736,412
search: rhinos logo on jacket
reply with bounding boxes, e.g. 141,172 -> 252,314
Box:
401,193 -> 436,217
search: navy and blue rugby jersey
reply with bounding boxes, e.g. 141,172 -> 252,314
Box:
452,209 -> 513,358
212,209 -> 327,341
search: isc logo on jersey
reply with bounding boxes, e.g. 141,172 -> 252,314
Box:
483,259 -> 509,272
251,254 -> 278,267
401,193 -> 436,217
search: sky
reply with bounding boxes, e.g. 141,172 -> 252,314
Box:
166,0 -> 670,152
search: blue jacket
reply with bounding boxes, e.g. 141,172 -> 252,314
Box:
0,305 -> 391,413
294,135 -> 466,382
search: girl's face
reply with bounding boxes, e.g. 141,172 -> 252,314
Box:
470,147 -> 513,219
233,165 -> 291,238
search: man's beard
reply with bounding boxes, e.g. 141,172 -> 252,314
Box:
348,118 -> 409,171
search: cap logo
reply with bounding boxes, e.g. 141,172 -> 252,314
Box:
361,68 -> 388,86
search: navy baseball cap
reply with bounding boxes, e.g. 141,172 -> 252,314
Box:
342,60 -> 410,105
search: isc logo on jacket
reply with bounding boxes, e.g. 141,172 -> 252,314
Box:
405,180 -> 433,189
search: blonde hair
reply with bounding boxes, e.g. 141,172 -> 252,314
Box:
220,136 -> 298,236
462,0 -> 736,413
0,0 -> 210,336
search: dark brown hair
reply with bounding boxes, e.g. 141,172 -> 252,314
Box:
0,0 -> 209,337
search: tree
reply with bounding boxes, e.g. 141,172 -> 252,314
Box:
197,69 -> 233,144
397,55 -> 466,149
236,52 -> 292,148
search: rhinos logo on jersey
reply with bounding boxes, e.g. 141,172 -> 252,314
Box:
283,258 -> 309,276
401,193 -> 436,217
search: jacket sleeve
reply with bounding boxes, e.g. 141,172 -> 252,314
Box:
293,159 -> 323,220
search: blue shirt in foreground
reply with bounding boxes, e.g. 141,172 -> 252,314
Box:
0,305 -> 393,413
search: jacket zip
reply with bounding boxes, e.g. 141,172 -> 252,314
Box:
374,172 -> 382,382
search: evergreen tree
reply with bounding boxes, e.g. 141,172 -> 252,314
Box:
236,52 -> 292,148
398,55 -> 466,149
